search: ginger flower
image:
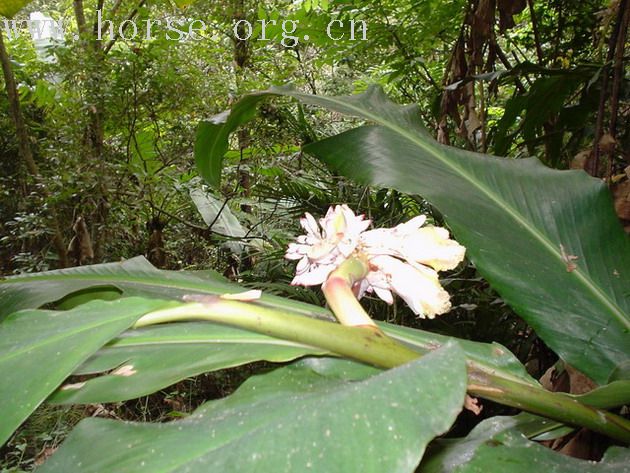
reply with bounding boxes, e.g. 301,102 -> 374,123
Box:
285,205 -> 371,286
286,207 -> 466,319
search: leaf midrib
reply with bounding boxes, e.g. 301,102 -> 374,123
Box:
0,309 -> 137,364
105,337 -> 318,349
1,272 -> 330,318
295,90 -> 629,330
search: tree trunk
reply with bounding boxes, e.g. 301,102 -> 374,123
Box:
231,0 -> 253,210
0,30 -> 38,177
0,29 -> 69,267
73,0 -> 109,261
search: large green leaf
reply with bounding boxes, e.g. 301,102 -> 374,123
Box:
46,318 -> 538,405
0,0 -> 33,17
4,257 -> 628,415
194,94 -> 268,188
420,415 -> 630,473
382,322 -> 536,386
194,85 -> 630,384
39,343 -> 467,473
189,185 -> 247,253
2,259 -> 545,406
0,256 -> 331,322
0,257 -> 544,392
49,322 -> 326,404
0,297 -> 168,446
9,257 -> 626,409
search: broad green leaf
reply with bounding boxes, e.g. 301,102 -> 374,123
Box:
0,0 -> 33,17
49,322 -> 326,404
189,185 -> 247,253
0,297 -> 168,446
0,257 -> 541,398
570,380 -> 630,409
194,85 -> 630,384
48,319 -> 541,405
7,257 -> 627,416
420,415 -> 630,473
194,94 -> 268,188
39,343 -> 467,473
0,255 -> 331,322
382,322 -> 537,386
1,257 -> 549,406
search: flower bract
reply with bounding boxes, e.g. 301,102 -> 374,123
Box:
286,206 -> 466,318
285,205 -> 370,286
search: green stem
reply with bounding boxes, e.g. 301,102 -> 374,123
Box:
322,256 -> 377,327
135,300 -> 630,444
135,300 -> 415,367
467,372 -> 630,444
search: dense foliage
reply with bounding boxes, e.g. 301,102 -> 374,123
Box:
1,0 -> 628,471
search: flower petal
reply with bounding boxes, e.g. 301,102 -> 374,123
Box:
360,217 -> 465,272
373,286 -> 394,305
393,214 -> 427,234
286,208 -> 461,319
290,263 -> 335,286
400,226 -> 466,271
369,255 -> 452,318
301,212 -> 321,237
295,256 -> 310,274
285,243 -> 308,260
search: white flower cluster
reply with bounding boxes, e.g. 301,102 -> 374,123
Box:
285,205 -> 466,318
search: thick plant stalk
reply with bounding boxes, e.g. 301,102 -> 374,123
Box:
322,257 -> 377,327
135,300 -> 630,444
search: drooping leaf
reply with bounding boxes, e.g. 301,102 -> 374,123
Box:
194,95 -> 268,188
382,322 -> 537,386
0,297 -> 169,446
39,343 -> 467,473
494,75 -> 582,158
189,185 -> 247,253
0,257 -> 546,404
0,255 -> 330,322
194,85 -> 630,384
49,322 -> 326,404
420,415 -> 630,473
47,317 -> 542,405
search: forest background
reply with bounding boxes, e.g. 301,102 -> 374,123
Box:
0,0 -> 629,470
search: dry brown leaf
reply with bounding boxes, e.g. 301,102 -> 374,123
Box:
34,447 -> 57,466
598,133 -> 617,154
464,394 -> 483,415
497,0 -> 526,31
570,149 -> 591,169
470,0 -> 496,65
564,364 -> 597,395
612,177 -> 630,220
68,215 -> 94,265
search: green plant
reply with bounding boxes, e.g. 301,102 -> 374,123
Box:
1,86 -> 629,471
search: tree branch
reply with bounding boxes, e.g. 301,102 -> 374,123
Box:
104,0 -> 147,54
